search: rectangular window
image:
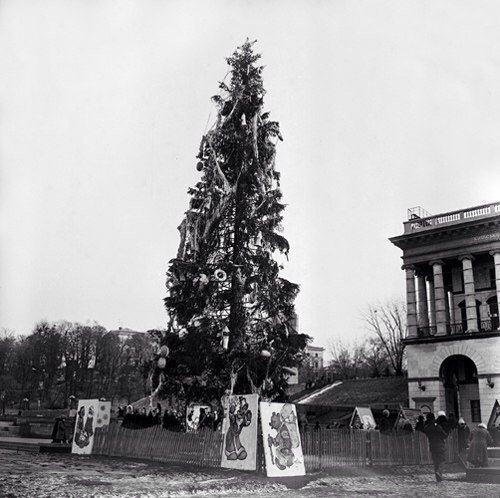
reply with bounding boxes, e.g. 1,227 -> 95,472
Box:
470,400 -> 481,423
452,267 -> 464,293
475,265 -> 492,290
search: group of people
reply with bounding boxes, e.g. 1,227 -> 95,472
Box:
422,410 -> 494,482
118,403 -> 222,432
120,404 -> 163,429
186,407 -> 220,431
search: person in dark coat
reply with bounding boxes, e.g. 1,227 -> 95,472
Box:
436,411 -> 450,436
122,405 -> 133,429
415,415 -> 425,432
379,409 -> 392,434
467,423 -> 494,467
55,415 -> 67,443
424,412 -> 448,482
457,417 -> 470,461
51,416 -> 61,443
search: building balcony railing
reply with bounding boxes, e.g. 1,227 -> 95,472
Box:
417,325 -> 437,338
413,319 -> 499,340
447,323 -> 464,335
479,318 -> 499,332
404,201 -> 500,234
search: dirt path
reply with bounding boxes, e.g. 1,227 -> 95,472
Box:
0,449 -> 498,497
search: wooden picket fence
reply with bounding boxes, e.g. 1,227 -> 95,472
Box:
93,423 -> 223,467
92,424 -> 458,472
301,428 -> 459,470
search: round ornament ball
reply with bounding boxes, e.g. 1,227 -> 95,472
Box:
214,269 -> 227,282
157,357 -> 167,369
261,350 -> 271,358
196,161 -> 204,171
160,345 -> 170,357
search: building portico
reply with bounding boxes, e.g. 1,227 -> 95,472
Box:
391,201 -> 500,424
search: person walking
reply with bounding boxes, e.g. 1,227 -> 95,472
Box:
457,417 -> 470,463
424,412 -> 448,482
467,423 -> 494,467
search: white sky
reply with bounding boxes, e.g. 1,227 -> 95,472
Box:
1,1 -> 500,354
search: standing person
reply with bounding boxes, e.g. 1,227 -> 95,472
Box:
467,423 -> 494,467
122,405 -> 133,428
457,417 -> 470,463
55,415 -> 67,443
424,412 -> 449,482
379,409 -> 392,434
415,415 -> 425,432
436,411 -> 450,436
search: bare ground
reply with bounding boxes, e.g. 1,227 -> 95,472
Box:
0,449 -> 498,497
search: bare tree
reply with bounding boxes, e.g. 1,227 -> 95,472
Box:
328,340 -> 366,379
362,300 -> 406,376
361,336 -> 391,377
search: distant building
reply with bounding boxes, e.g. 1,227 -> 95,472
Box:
304,345 -> 325,370
286,344 -> 326,388
108,327 -> 146,342
283,312 -> 325,387
390,201 -> 500,423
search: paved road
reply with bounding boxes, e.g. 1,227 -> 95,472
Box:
0,448 -> 499,497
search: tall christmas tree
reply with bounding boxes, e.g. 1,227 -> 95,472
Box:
152,40 -> 309,403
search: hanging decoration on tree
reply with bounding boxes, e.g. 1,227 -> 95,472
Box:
214,269 -> 227,282
152,39 -> 309,404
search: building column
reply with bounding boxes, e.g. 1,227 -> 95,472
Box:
445,289 -> 451,325
459,255 -> 478,332
430,261 -> 448,335
416,272 -> 429,327
491,250 -> 500,330
428,277 -> 436,327
404,265 -> 418,338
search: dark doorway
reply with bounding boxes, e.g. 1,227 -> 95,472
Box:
440,355 -> 479,420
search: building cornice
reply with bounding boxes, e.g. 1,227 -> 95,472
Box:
390,216 -> 500,250
403,331 -> 500,346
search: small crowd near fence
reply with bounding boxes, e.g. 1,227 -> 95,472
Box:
119,403 -> 164,429
117,403 -> 221,431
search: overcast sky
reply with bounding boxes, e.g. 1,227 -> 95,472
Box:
1,1 -> 500,354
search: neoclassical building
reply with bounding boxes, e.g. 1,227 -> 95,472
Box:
390,201 -> 500,424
